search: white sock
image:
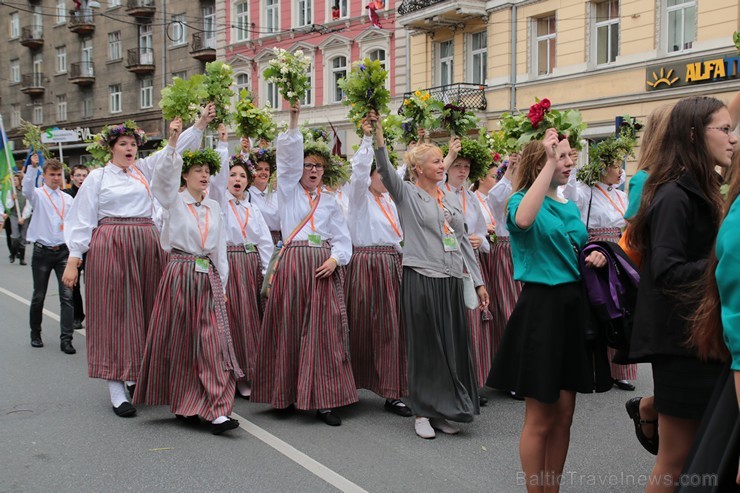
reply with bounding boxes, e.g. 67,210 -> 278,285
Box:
125,380 -> 136,387
237,380 -> 251,397
211,415 -> 228,424
318,408 -> 331,414
108,380 -> 128,407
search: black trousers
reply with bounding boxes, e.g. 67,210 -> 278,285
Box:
30,244 -> 74,342
72,255 -> 85,323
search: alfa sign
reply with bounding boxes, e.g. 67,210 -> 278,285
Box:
646,52 -> 740,91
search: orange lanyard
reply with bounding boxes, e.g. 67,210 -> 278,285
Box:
374,194 -> 402,238
595,184 -> 625,217
229,200 -> 250,241
187,203 -> 210,250
446,183 -> 466,213
475,191 -> 495,226
42,188 -> 65,229
303,188 -> 320,232
435,188 -> 452,235
127,166 -> 151,196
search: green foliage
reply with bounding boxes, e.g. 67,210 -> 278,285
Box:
20,120 -> 51,159
204,61 -> 235,129
84,138 -> 110,167
500,98 -> 587,151
734,31 -> 740,54
235,89 -> 278,143
159,75 -> 208,123
324,154 -> 351,190
338,58 -> 391,137
399,90 -> 443,145
263,48 -> 312,105
441,137 -> 491,183
478,129 -> 511,164
182,148 -> 222,176
382,114 -> 402,168
578,115 -> 642,186
437,103 -> 480,138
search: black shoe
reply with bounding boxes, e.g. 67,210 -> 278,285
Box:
61,341 -> 76,354
176,414 -> 201,425
384,399 -> 413,417
9,254 -> 15,264
614,379 -> 636,391
479,395 -> 488,407
210,417 -> 239,435
126,384 -> 136,399
19,259 -> 27,265
72,319 -> 83,330
510,391 -> 525,401
30,337 -> 44,348
112,401 -> 136,417
276,403 -> 296,415
625,397 -> 659,455
316,409 -> 342,426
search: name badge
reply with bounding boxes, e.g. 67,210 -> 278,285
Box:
442,235 -> 459,252
194,258 -> 210,273
307,233 -> 322,248
244,242 -> 256,253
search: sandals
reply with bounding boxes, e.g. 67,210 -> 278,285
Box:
625,397 -> 659,455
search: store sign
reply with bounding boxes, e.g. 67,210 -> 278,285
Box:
40,127 -> 94,143
645,53 -> 740,91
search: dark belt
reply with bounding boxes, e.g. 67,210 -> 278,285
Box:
34,242 -> 68,251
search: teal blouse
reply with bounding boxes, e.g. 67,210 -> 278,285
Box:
624,170 -> 648,220
507,191 -> 588,286
716,197 -> 740,371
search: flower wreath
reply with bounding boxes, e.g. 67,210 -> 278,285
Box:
99,120 -> 147,149
182,148 -> 222,176
577,115 -> 642,186
249,147 -> 276,174
440,137 -> 491,183
500,98 -> 586,151
229,153 -> 255,183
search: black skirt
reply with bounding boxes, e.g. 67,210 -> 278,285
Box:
487,282 -> 612,403
401,268 -> 479,423
651,355 -> 724,420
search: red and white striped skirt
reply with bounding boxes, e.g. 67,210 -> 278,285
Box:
226,246 -> 264,381
252,241 -> 358,410
85,217 -> 164,381
467,251 -> 493,387
489,237 -> 522,361
345,246 -> 407,399
588,227 -> 637,381
134,251 -> 242,421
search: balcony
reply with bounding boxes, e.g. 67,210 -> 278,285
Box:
69,62 -> 95,85
399,83 -> 487,113
190,33 -> 216,62
68,9 -> 95,34
126,48 -> 155,74
20,73 -> 45,96
126,0 -> 156,17
397,0 -> 487,29
20,25 -> 44,49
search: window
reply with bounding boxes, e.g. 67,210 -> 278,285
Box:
9,12 -> 19,38
303,64 -> 312,106
140,78 -> 153,109
535,15 -> 556,76
297,0 -> 312,27
139,24 -> 153,64
470,32 -> 487,85
438,40 -> 454,86
10,59 -> 20,83
82,91 -> 94,118
108,31 -> 121,60
266,80 -> 279,108
329,0 -> 348,21
265,0 -> 279,33
367,48 -> 386,70
109,0 -> 121,6
666,0 -> 695,53
33,6 -> 42,29
10,104 -> 20,128
110,84 -> 122,113
594,0 -> 619,65
203,6 -> 216,49
56,0 -> 66,24
330,56 -> 347,103
32,103 -> 43,125
172,70 -> 187,81
56,95 -> 68,122
235,73 -> 250,94
235,2 -> 249,42
171,14 -> 187,46
56,46 -> 67,74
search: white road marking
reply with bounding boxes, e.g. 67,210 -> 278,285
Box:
0,285 -> 365,493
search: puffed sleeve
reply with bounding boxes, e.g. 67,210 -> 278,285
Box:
347,136 -> 374,235
488,175 -> 512,217
251,205 -> 274,275
21,167 -> 39,208
329,199 -> 353,266
64,167 -> 102,258
562,170 -> 592,220
276,129 -> 303,199
208,141 -> 230,209
177,125 -> 205,153
151,147 -> 182,210
375,147 -> 405,205
469,191 -> 490,254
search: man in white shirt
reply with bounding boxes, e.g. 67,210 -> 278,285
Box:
22,157 -> 75,354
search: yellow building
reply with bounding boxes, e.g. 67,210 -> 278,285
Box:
396,0 -> 740,173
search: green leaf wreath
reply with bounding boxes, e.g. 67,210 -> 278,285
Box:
577,115 -> 642,186
440,137 -> 491,183
182,148 -> 222,176
263,48 -> 312,106
204,61 -> 235,129
235,89 -> 278,143
159,75 -> 208,123
338,58 -> 391,137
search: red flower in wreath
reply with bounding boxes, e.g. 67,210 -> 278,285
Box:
493,152 -> 502,163
528,103 -> 545,128
540,98 -> 551,111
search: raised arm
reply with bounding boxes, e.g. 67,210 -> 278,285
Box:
208,124 -> 230,209
276,102 -> 304,198
177,102 -> 216,153
372,114 -> 404,204
137,118 -> 183,182
21,155 -> 40,206
151,121 -> 183,209
347,120 -> 374,220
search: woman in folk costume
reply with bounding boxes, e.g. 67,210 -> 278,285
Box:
443,137 -> 494,404
62,118 -> 205,418
209,126 -> 274,400
134,133 -> 243,435
248,147 -> 282,245
372,117 -> 488,440
345,113 -> 410,417
252,102 -> 357,427
471,162 -> 500,297
562,119 -> 642,392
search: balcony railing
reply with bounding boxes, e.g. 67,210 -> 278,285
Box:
68,9 -> 95,34
399,83 -> 487,113
126,0 -> 156,17
190,32 -> 216,62
397,0 -> 446,15
69,62 -> 95,85
20,73 -> 45,95
20,25 -> 44,49
126,47 -> 155,73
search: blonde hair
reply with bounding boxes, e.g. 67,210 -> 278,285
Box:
404,143 -> 441,181
636,104 -> 672,173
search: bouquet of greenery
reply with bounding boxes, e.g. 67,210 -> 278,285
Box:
84,138 -> 110,167
734,31 -> 740,54
159,75 -> 208,123
440,137 -> 491,183
338,58 -> 390,137
235,89 -> 278,143
478,129 -> 510,165
437,103 -> 479,137
382,114 -> 403,168
400,90 -> 442,145
204,61 -> 235,129
20,120 -> 51,159
578,115 -> 642,186
263,48 -> 312,105
500,98 -> 587,151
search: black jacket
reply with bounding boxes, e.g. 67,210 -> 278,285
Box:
63,184 -> 80,198
628,173 -> 718,362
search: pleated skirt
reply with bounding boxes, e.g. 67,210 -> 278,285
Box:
402,268 -> 479,422
489,237 -> 522,363
252,241 -> 358,410
134,252 -> 240,421
226,246 -> 264,382
345,246 -> 407,399
466,251 -> 493,387
85,217 -> 164,381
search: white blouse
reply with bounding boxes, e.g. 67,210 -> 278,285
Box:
152,148 -> 228,288
22,172 -> 73,247
276,129 -> 353,266
347,136 -> 403,251
248,186 -> 280,232
487,176 -> 513,237
445,183 -> 490,254
562,173 -> 627,230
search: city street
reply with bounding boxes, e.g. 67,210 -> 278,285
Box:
0,242 -> 654,493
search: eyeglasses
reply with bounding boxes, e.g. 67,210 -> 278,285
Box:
303,163 -> 324,171
707,126 -> 734,136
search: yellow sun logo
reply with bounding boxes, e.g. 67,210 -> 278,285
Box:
647,68 -> 680,88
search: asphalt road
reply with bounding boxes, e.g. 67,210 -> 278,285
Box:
0,240 -> 654,493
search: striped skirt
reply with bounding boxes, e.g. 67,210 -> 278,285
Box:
467,251 -> 493,387
226,246 -> 264,382
588,227 -> 638,381
345,246 -> 407,399
252,241 -> 358,410
489,237 -> 522,361
85,217 -> 164,381
134,252 -> 242,421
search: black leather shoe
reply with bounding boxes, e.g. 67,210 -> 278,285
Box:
112,401 -> 136,417
19,259 -> 27,266
625,397 -> 659,455
614,379 -> 636,391
210,417 -> 239,435
30,337 -> 44,348
72,319 -> 83,330
479,395 -> 488,407
9,254 -> 15,264
316,410 -> 342,426
384,399 -> 413,417
60,341 -> 76,354
176,414 -> 201,425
